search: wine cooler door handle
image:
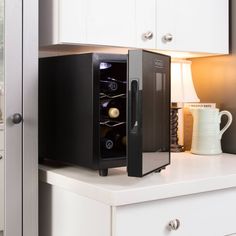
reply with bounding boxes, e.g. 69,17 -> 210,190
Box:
130,80 -> 139,131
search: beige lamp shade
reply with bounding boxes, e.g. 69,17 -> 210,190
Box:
171,59 -> 200,103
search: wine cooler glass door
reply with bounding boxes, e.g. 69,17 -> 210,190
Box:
127,49 -> 170,177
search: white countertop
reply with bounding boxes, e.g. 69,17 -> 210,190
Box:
39,152 -> 236,206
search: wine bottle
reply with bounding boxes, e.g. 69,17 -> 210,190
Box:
100,76 -> 126,95
100,126 -> 111,138
101,138 -> 114,150
100,128 -> 119,151
100,80 -> 118,93
121,136 -> 127,146
100,99 -> 125,120
108,107 -> 120,119
101,130 -> 124,151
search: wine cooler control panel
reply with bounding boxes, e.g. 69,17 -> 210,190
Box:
99,61 -> 127,159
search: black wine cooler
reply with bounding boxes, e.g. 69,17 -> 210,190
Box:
39,50 -> 170,177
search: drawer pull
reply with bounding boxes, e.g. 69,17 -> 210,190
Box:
168,219 -> 180,231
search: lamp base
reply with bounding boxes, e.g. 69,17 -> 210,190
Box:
171,144 -> 185,152
170,106 -> 185,153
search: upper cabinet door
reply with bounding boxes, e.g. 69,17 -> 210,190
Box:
40,0 -> 156,49
156,0 -> 229,54
136,0 -> 156,49
85,0 -> 136,47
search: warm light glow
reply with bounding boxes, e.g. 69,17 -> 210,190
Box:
171,59 -> 200,103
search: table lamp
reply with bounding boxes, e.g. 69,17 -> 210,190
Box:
171,59 -> 200,152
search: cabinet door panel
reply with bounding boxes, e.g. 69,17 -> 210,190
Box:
156,0 -> 229,54
136,0 -> 156,49
86,0 -> 136,47
5,0 -> 23,235
114,188 -> 236,236
59,0 -> 87,44
60,0 -> 156,49
39,183 -> 111,236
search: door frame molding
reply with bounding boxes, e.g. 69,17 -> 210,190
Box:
22,0 -> 38,235
4,0 -> 38,235
5,0 -> 23,235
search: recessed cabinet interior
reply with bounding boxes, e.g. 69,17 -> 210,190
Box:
156,0 -> 229,54
39,0 -> 229,55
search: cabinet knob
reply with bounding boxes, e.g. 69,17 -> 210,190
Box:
0,155 -> 2,160
168,219 -> 180,231
11,113 -> 23,124
162,33 -> 173,43
143,31 -> 154,40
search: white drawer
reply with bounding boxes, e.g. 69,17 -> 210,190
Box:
114,188 -> 236,236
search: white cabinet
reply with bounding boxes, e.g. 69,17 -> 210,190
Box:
40,183 -> 236,236
39,0 -> 228,54
156,0 -> 229,54
39,153 -> 236,236
39,0 -> 156,49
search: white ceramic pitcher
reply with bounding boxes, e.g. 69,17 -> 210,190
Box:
190,108 -> 233,155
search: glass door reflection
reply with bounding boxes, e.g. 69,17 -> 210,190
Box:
0,0 -> 4,235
